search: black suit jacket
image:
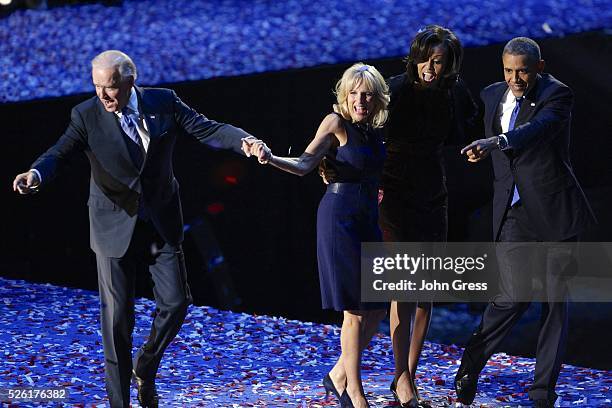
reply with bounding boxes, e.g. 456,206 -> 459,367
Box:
32,86 -> 250,257
484,74 -> 595,241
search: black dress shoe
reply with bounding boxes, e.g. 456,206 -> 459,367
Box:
132,370 -> 159,408
323,373 -> 341,400
454,369 -> 478,405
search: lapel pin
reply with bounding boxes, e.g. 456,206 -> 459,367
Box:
530,102 -> 535,107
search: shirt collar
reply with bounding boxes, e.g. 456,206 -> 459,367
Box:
126,87 -> 139,113
116,87 -> 139,116
502,88 -> 524,105
501,88 -> 513,106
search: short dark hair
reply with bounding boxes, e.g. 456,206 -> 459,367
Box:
405,25 -> 463,88
502,37 -> 542,64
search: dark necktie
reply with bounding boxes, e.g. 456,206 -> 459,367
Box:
509,97 -> 523,206
119,107 -> 145,168
119,106 -> 149,219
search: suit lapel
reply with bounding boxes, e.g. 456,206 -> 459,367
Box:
135,86 -> 164,141
486,85 -> 508,136
96,100 -> 141,174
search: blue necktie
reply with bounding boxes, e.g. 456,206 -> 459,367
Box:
119,107 -> 145,168
509,97 -> 523,206
119,107 -> 149,219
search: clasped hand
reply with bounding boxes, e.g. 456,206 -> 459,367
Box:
241,137 -> 272,164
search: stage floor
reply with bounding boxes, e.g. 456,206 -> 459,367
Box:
0,278 -> 609,407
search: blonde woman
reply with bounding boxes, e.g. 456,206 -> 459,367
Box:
255,63 -> 389,407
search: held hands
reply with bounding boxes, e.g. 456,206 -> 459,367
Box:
13,170 -> 41,195
240,137 -> 258,157
241,137 -> 272,164
318,157 -> 338,185
460,136 -> 499,162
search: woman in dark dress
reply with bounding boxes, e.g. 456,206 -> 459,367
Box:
319,26 -> 478,407
380,26 -> 478,407
255,63 -> 390,408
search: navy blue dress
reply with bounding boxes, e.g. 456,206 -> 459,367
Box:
316,114 -> 386,311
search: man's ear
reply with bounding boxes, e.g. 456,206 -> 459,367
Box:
536,59 -> 546,73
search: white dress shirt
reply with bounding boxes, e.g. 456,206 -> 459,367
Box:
497,88 -> 522,204
115,87 -> 151,152
499,88 -> 518,134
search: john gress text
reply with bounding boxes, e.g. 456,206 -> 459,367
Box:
373,279 -> 488,291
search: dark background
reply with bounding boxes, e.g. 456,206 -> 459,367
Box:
2,31 -> 611,368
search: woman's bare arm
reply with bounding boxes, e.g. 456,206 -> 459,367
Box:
266,113 -> 345,176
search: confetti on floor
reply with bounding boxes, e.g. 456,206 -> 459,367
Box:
0,278 -> 609,407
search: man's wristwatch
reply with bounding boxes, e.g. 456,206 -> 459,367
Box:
496,135 -> 508,150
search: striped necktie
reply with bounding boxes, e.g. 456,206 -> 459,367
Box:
119,107 -> 145,168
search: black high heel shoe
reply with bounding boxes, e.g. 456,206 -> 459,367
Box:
339,390 -> 355,408
390,377 -> 430,408
323,373 -> 341,400
341,390 -> 372,408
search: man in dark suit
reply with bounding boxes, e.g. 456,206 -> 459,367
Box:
12,50 -> 263,407
454,37 -> 595,407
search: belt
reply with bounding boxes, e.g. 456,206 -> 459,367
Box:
327,182 -> 378,196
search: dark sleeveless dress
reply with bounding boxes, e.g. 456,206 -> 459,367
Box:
316,114 -> 386,311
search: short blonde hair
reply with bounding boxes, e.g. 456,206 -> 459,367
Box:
333,63 -> 390,128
